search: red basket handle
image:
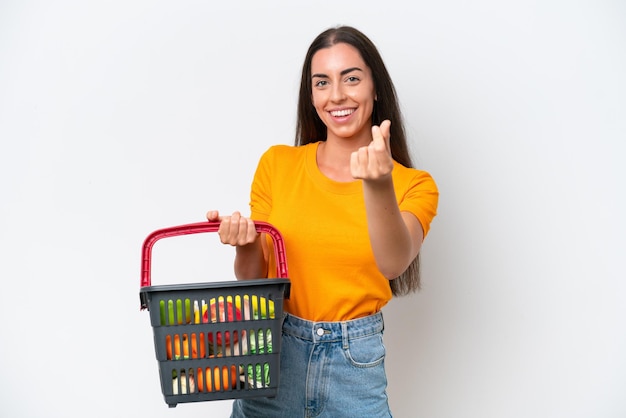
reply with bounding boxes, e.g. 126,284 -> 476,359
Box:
140,220 -> 288,289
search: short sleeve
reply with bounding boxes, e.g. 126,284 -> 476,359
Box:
398,170 -> 439,238
249,146 -> 275,222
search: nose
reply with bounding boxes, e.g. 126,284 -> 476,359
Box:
329,83 -> 346,102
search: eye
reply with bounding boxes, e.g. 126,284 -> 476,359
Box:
345,76 -> 360,84
314,79 -> 329,88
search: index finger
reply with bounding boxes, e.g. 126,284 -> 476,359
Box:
379,119 -> 391,144
372,119 -> 392,152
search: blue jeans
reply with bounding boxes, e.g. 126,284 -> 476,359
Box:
231,312 -> 392,418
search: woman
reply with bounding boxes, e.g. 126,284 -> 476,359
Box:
208,25 -> 438,418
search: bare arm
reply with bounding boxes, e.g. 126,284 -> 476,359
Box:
350,121 -> 424,279
206,210 -> 268,279
361,178 -> 423,278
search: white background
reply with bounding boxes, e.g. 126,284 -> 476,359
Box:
1,1 -> 625,417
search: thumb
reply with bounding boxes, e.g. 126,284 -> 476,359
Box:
206,210 -> 221,222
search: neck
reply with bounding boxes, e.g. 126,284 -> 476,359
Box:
316,140 -> 359,182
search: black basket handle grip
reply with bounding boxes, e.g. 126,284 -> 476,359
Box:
140,220 -> 288,289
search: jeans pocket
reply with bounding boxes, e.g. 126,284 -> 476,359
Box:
345,332 -> 386,367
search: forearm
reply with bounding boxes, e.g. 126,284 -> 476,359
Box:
234,238 -> 267,280
362,177 -> 420,279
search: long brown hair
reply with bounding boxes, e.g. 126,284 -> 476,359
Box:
295,26 -> 421,295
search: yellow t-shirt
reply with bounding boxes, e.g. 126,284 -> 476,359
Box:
250,142 -> 438,321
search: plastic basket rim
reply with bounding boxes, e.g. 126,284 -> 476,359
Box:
140,277 -> 290,294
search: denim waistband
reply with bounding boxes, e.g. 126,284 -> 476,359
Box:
282,311 -> 384,344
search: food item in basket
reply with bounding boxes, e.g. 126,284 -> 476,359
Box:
159,300 -> 167,325
166,334 -> 174,360
179,298 -> 192,324
249,329 -> 273,355
204,298 -> 242,323
172,369 -> 196,395
159,300 -> 175,325
194,300 -> 201,324
166,334 -> 190,360
191,332 -> 206,358
217,330 -> 248,357
236,295 -> 275,320
246,329 -> 272,387
204,298 -> 242,347
159,299 -> 192,325
246,363 -> 271,388
196,364 -> 238,392
166,333 -> 206,360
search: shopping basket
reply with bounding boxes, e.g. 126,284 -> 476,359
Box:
139,221 -> 290,407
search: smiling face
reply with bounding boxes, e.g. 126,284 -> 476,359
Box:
310,42 -> 377,144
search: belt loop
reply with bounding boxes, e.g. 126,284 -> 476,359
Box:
341,322 -> 349,349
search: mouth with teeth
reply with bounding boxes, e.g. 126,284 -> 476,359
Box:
329,108 -> 355,118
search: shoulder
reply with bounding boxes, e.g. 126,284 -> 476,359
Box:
262,143 -> 313,157
392,162 -> 438,192
393,163 -> 439,236
258,143 -> 316,166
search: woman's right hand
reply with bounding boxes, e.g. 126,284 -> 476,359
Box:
206,210 -> 259,247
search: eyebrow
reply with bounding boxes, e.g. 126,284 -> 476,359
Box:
311,67 -> 364,79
